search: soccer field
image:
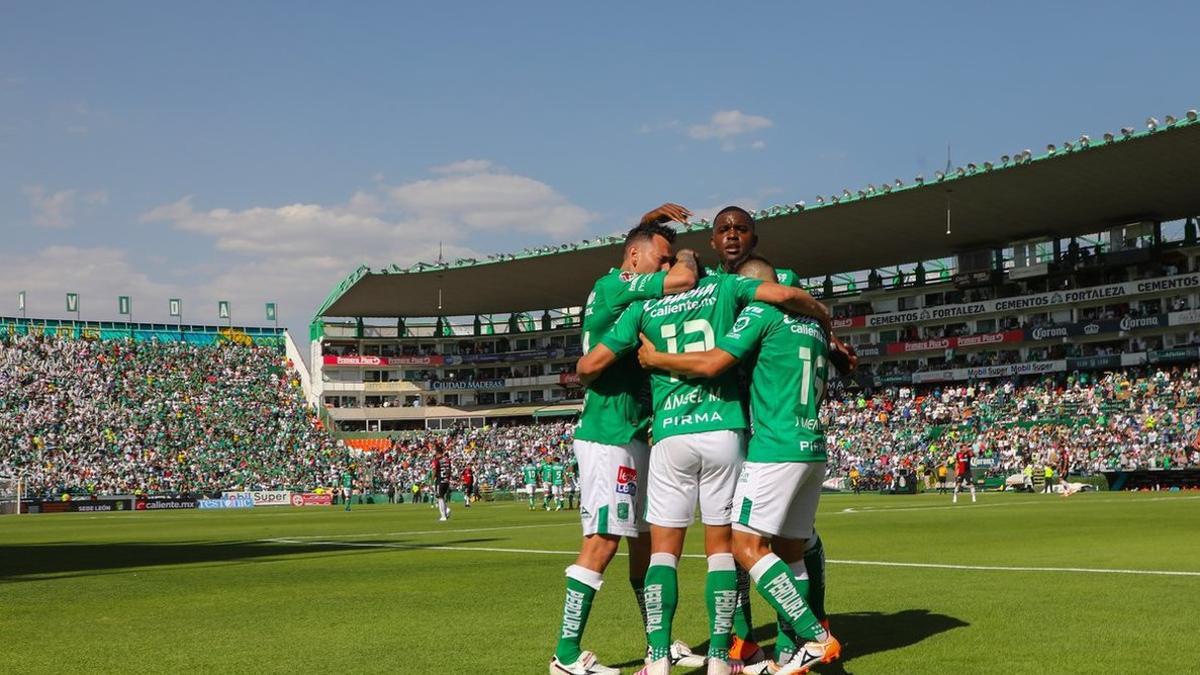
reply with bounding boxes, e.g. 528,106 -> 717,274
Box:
3,492 -> 1198,674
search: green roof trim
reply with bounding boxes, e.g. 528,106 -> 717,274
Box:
310,264 -> 369,329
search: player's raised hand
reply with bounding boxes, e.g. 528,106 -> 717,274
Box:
828,334 -> 858,374
636,333 -> 660,369
640,203 -> 692,226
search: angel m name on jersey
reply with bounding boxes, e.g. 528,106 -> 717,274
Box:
663,388 -> 724,411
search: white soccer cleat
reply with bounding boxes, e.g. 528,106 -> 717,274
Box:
707,657 -> 745,674
549,650 -> 620,675
741,660 -> 776,675
774,636 -> 841,675
634,656 -> 671,675
644,641 -> 706,668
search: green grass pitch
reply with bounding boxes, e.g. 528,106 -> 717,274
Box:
3,491 -> 1198,673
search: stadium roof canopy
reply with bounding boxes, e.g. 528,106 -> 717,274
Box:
317,115 -> 1200,319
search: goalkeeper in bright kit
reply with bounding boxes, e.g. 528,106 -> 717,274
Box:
577,250 -> 831,675
637,257 -> 851,674
548,204 -> 700,675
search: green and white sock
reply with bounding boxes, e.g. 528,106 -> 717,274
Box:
631,577 -> 649,631
706,553 -> 738,663
734,564 -> 755,641
804,533 -> 827,622
748,554 -> 826,644
774,557 -> 811,660
644,553 -> 679,662
554,565 -> 603,665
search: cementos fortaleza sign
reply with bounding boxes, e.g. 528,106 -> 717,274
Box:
833,272 -> 1200,330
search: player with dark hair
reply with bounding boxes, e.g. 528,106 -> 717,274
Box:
953,446 -> 976,504
432,448 -> 452,521
706,208 -> 853,664
636,256 -> 850,675
548,204 -> 700,675
462,464 -> 475,508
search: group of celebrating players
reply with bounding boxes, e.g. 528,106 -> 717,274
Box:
522,456 -> 580,511
549,204 -> 858,675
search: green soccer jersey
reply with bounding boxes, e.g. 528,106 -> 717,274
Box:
708,265 -> 802,289
341,471 -> 353,488
551,463 -> 565,486
540,463 -> 554,483
522,464 -> 538,484
717,302 -> 830,463
575,268 -> 669,445
602,274 -> 763,441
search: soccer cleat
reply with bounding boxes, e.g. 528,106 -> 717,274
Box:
707,657 -> 744,674
774,636 -> 841,675
634,656 -> 671,675
730,637 -> 766,665
741,661 -> 776,675
644,641 -> 706,668
549,650 -> 620,675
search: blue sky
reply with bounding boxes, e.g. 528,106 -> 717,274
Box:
2,1 -> 1198,338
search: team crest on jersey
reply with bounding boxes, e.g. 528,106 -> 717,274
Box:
620,271 -> 636,282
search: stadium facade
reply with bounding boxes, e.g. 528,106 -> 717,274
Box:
310,112 -> 1200,432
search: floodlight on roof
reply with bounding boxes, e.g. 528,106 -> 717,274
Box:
794,201 -> 805,210
1165,115 -> 1177,126
966,163 -> 977,172
842,188 -> 852,198
1046,144 -> 1056,155
1121,127 -> 1134,137
759,209 -> 771,219
934,171 -> 944,181
894,178 -> 903,187
955,167 -> 966,177
831,195 -> 840,204
1079,134 -> 1090,147
1146,117 -> 1159,130
1022,149 -> 1033,162
1000,155 -> 1010,164
815,196 -> 824,204
882,183 -> 892,193
983,161 -> 993,171
915,175 -> 924,184
857,189 -> 866,198
1062,141 -> 1073,152
1188,110 -> 1198,122
1103,132 -> 1114,143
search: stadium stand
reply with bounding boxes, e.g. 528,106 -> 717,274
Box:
0,327 -> 348,497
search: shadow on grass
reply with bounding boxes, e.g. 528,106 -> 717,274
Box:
616,609 -> 968,672
0,537 -> 501,582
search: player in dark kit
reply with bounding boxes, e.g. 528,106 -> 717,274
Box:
462,465 -> 475,508
953,447 -> 976,504
433,448 -> 453,521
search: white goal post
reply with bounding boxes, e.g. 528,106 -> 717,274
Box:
0,475 -> 24,515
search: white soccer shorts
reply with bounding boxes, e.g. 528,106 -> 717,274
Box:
574,438 -> 650,537
552,485 -> 564,497
646,429 -> 744,528
733,461 -> 826,540
524,483 -> 535,497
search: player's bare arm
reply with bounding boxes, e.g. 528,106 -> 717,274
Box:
575,343 -> 619,387
752,282 -> 832,334
636,333 -> 739,379
663,248 -> 700,294
639,202 -> 692,226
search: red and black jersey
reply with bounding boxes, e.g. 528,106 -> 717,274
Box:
955,450 -> 971,476
462,468 -> 474,485
433,457 -> 452,483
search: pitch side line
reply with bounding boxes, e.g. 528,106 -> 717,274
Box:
274,522 -> 577,540
259,538 -> 1200,578
834,494 -> 1200,514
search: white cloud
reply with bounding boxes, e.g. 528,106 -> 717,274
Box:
23,185 -> 77,228
688,110 -> 774,142
0,246 -> 176,316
